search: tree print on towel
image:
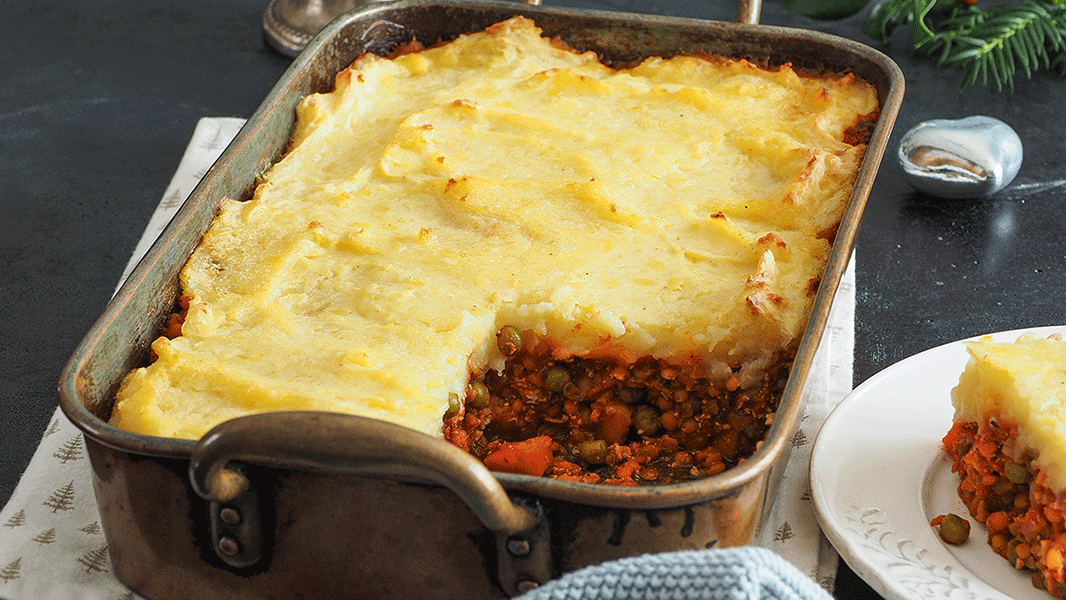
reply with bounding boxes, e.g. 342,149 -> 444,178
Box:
53,436 -> 84,463
32,528 -> 57,545
774,521 -> 795,542
76,544 -> 110,574
3,510 -> 26,529
42,481 -> 77,513
0,558 -> 20,582
43,418 -> 61,438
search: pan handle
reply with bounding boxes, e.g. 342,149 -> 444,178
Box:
190,411 -> 551,593
189,410 -> 539,534
736,0 -> 762,24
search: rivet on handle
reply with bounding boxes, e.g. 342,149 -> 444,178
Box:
496,497 -> 550,597
205,465 -> 264,569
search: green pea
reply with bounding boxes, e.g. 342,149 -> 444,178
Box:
937,513 -> 970,545
544,366 -> 570,392
1005,461 -> 1031,484
445,392 -> 461,418
634,405 -> 661,435
467,381 -> 490,409
497,326 -> 522,357
1007,539 -> 1020,565
578,439 -> 608,464
992,478 -> 1015,499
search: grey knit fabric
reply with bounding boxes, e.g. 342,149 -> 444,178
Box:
516,547 -> 832,600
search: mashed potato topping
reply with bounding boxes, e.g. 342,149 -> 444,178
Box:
111,17 -> 878,440
952,334 -> 1066,493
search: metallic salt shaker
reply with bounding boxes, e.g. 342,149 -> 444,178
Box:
898,115 -> 1023,199
263,0 -> 373,58
263,0 -> 544,58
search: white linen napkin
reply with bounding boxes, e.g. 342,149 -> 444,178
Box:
0,117 -> 854,600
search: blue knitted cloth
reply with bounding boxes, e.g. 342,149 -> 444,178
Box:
517,547 -> 832,600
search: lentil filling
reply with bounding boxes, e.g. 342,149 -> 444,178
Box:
944,418 -> 1066,596
443,326 -> 788,486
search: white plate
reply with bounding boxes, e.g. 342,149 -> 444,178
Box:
811,325 -> 1066,600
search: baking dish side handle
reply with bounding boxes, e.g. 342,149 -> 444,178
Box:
189,411 -> 551,594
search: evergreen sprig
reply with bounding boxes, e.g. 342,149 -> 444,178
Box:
862,0 -> 1066,90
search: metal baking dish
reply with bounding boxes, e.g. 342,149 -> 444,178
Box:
58,1 -> 903,598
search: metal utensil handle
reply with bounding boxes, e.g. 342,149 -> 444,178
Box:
188,410 -> 539,535
737,0 -> 762,24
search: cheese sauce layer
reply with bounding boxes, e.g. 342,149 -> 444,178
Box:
112,17 -> 879,440
953,334 -> 1066,493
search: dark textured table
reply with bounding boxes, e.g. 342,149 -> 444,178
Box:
2,1 -> 1064,598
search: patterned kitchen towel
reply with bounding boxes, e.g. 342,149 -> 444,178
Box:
0,117 -> 854,600
758,255 -> 854,593
517,547 -> 832,600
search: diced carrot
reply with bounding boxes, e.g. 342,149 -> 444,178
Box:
987,511 -> 1010,535
1047,506 -> 1065,525
483,436 -> 554,477
594,401 -> 632,446
615,458 -> 640,483
1049,548 -> 1063,571
975,438 -> 999,459
991,533 -> 1009,555
942,422 -> 972,452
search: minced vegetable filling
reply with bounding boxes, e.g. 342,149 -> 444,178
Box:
443,326 -> 786,486
944,417 -> 1066,596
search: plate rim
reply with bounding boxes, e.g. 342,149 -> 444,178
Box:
811,324 -> 1066,600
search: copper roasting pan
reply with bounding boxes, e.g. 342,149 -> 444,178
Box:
58,1 -> 903,598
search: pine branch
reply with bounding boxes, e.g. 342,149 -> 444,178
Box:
862,0 -> 927,43
861,0 -> 1066,90
922,1 -> 1066,90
